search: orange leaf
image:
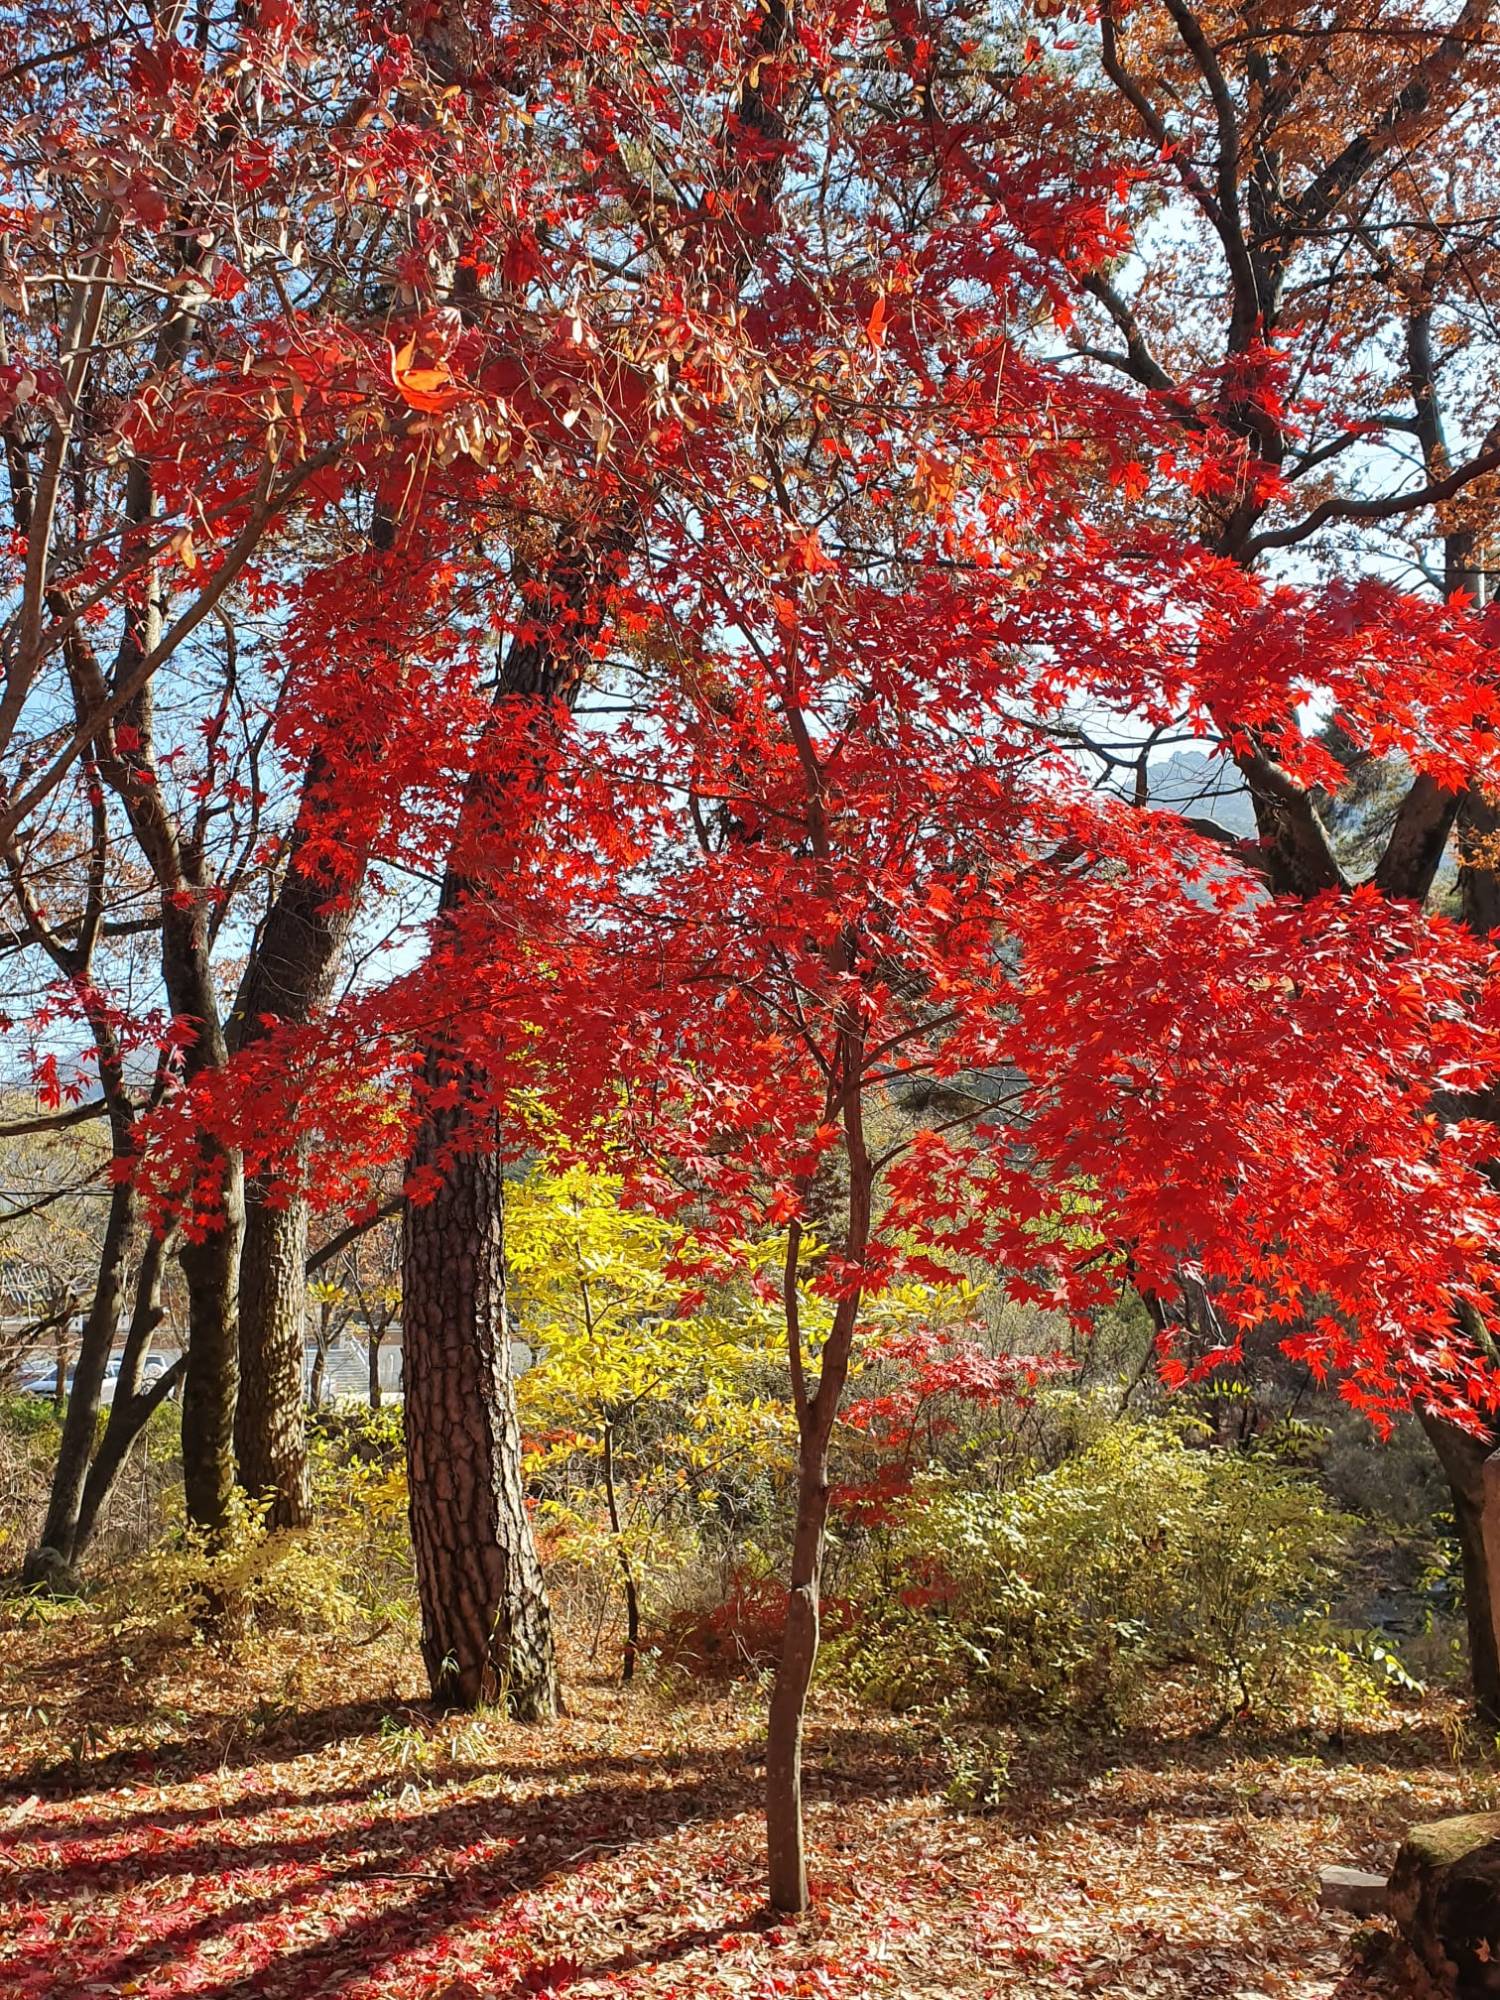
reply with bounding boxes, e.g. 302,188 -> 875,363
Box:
389,338 -> 465,414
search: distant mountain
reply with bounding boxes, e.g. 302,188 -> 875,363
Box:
1145,749 -> 1257,837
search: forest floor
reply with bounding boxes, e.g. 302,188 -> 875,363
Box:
0,1612 -> 1490,2000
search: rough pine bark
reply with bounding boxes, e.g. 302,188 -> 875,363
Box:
399,537 -> 629,1717
403,1094 -> 556,1715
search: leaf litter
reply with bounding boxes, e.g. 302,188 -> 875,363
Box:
0,1619 -> 1488,2000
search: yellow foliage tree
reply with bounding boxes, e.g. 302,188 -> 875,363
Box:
507,1165 -> 793,1678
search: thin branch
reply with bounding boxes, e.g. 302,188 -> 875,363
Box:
0,1098 -> 111,1140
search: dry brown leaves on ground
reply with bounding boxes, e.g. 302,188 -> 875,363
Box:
0,1617 -> 1488,1999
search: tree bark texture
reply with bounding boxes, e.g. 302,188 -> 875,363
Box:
235,1194 -> 312,1527
25,1180 -> 135,1576
399,535 -> 633,1716
1422,1408 -> 1500,1724
74,1229 -> 180,1557
403,1096 -> 557,1716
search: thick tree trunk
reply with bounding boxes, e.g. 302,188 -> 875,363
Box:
236,1194 -> 312,1526
398,541 -> 625,1720
25,1182 -> 135,1577
179,1148 -> 244,1543
232,740 -> 365,1529
1421,1407 -> 1500,1723
403,1095 -> 558,1715
766,1429 -> 834,1913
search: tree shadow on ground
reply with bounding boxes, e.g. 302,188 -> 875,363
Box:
0,1694 -> 412,1803
989,1712 -> 1486,1836
1,1734 -> 920,2000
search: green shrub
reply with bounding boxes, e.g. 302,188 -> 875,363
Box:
0,1393 -> 66,1445
100,1494 -> 360,1637
96,1410 -> 416,1642
307,1404 -> 415,1632
308,1402 -> 405,1467
837,1417 -> 1392,1731
0,1394 -> 64,1573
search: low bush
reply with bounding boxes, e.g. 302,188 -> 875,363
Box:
91,1407 -> 416,1643
836,1416 -> 1396,1731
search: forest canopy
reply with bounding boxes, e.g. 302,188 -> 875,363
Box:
3,0 -> 1500,1982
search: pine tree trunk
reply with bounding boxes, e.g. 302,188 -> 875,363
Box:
398,541 -> 627,1721
403,1094 -> 558,1715
235,1192 -> 312,1528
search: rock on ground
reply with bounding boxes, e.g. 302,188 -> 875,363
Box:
1389,1811 -> 1500,1996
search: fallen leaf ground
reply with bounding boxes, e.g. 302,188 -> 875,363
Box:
0,1616 -> 1491,2000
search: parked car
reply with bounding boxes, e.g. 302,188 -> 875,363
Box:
14,1351 -> 181,1404
16,1360 -> 125,1404
18,1364 -> 93,1402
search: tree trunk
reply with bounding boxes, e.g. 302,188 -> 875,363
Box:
235,1193 -> 311,1526
764,1001 -> 869,1915
1421,1407 -> 1500,1723
368,1329 -> 384,1411
25,1183 -> 134,1577
73,1230 -> 178,1557
398,540 -> 625,1720
766,1422 -> 836,1913
50,1321 -> 67,1411
155,898 -> 243,1547
602,1422 -> 640,1682
231,739 -> 366,1530
178,1149 -> 244,1544
403,1096 -> 558,1715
